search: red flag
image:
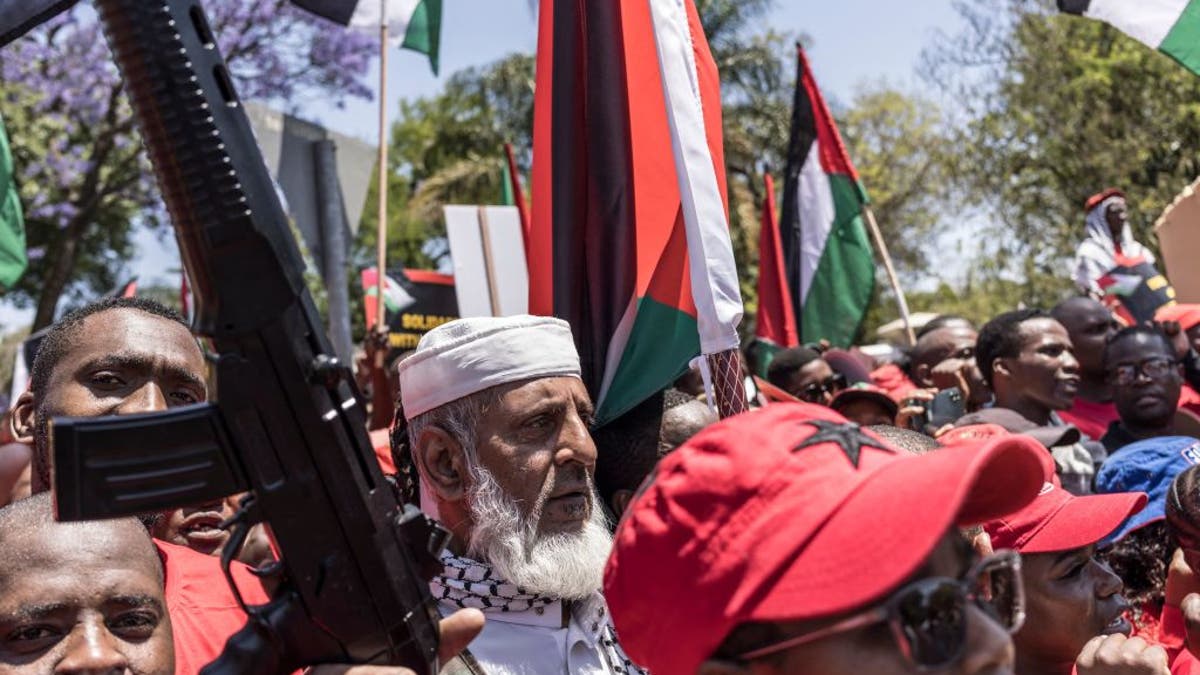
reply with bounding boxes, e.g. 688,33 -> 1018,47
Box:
503,142 -> 531,256
754,173 -> 799,351
528,0 -> 742,424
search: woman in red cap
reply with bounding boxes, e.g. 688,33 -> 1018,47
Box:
985,475 -> 1163,674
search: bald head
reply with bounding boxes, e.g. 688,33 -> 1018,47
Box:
0,493 -> 160,583
660,400 -> 717,450
0,493 -> 173,674
1051,296 -> 1118,377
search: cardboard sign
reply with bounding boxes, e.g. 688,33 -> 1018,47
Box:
1155,177 -> 1200,302
443,205 -> 528,317
361,268 -> 458,359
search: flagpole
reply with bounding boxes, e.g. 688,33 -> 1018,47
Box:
374,0 -> 389,333
862,205 -> 916,345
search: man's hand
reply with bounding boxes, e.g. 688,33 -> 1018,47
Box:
1075,634 -> 1169,675
307,609 -> 485,675
1154,320 -> 1192,361
897,389 -> 934,432
929,361 -> 971,400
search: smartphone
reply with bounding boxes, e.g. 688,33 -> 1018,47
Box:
927,387 -> 966,430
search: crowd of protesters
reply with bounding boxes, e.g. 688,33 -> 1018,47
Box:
5,188 -> 1200,675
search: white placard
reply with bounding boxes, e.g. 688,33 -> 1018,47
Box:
444,205 -> 529,317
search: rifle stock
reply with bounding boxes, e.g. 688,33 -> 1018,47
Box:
50,0 -> 445,671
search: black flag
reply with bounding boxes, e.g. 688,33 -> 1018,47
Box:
0,0 -> 77,47
288,0 -> 356,24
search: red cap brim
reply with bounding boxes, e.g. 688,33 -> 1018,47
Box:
1018,492 -> 1147,554
746,434 -> 1046,622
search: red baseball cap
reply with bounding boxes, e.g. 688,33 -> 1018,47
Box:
985,478 -> 1147,554
604,402 -> 1047,675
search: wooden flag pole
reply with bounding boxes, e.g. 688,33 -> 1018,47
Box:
862,205 -> 916,345
374,0 -> 389,333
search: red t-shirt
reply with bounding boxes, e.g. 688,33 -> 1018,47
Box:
157,539 -> 270,675
370,428 -> 396,475
1168,600 -> 1200,674
1059,398 -> 1120,442
1179,385 -> 1200,418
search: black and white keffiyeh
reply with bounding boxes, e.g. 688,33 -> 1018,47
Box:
431,551 -> 647,674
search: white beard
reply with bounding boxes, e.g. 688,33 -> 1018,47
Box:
465,463 -> 613,600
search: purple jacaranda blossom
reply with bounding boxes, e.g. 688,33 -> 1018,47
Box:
1,0 -> 375,328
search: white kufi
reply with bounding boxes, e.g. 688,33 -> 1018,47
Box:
398,315 -> 582,420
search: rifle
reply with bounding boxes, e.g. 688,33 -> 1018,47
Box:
48,0 -> 447,672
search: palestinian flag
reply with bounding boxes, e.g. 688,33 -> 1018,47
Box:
1059,0 -> 1200,75
0,114 -> 26,291
779,45 -> 874,347
291,0 -> 442,74
530,0 -> 743,425
751,172 -> 799,377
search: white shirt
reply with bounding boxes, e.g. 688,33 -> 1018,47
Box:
438,593 -> 619,675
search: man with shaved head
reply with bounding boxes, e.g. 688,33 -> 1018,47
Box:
0,493 -> 174,674
909,322 -> 991,411
1053,296 -> 1121,441
9,296 -> 484,673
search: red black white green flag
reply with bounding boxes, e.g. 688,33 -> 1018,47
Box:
529,0 -> 743,425
1058,0 -> 1200,76
779,46 -> 874,347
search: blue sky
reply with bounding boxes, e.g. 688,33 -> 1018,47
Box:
1,0 -> 965,329
308,0 -> 963,142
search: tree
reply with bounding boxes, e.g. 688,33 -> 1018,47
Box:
838,85 -> 954,281
0,1 -> 375,329
357,53 -> 535,273
922,0 -> 1200,309
362,1 -> 797,295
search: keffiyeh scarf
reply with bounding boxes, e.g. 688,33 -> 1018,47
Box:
431,551 -> 646,674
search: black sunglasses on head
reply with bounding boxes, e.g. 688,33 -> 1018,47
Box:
798,372 -> 847,402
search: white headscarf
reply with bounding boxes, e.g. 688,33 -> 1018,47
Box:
1073,195 -> 1155,295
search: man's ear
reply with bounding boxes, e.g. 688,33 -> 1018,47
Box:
10,392 -> 36,445
991,357 -> 1011,381
413,425 -> 469,503
697,658 -> 753,675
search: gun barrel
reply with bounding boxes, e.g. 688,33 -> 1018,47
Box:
85,0 -> 444,670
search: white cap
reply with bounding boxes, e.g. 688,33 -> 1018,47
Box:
398,315 -> 582,420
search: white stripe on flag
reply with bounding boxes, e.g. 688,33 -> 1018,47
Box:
1086,0 -> 1190,47
796,139 -> 836,303
350,0 -> 421,40
648,0 -> 744,356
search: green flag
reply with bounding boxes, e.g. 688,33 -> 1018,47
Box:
0,115 -> 26,290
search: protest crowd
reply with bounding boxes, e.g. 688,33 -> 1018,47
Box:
9,1 -> 1200,675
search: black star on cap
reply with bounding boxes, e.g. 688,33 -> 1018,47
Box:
793,420 -> 893,468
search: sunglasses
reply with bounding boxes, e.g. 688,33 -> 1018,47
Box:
1108,357 -> 1177,387
738,550 -> 1024,669
798,372 -> 848,403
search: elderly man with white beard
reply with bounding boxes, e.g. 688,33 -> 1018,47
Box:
396,315 -> 643,675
